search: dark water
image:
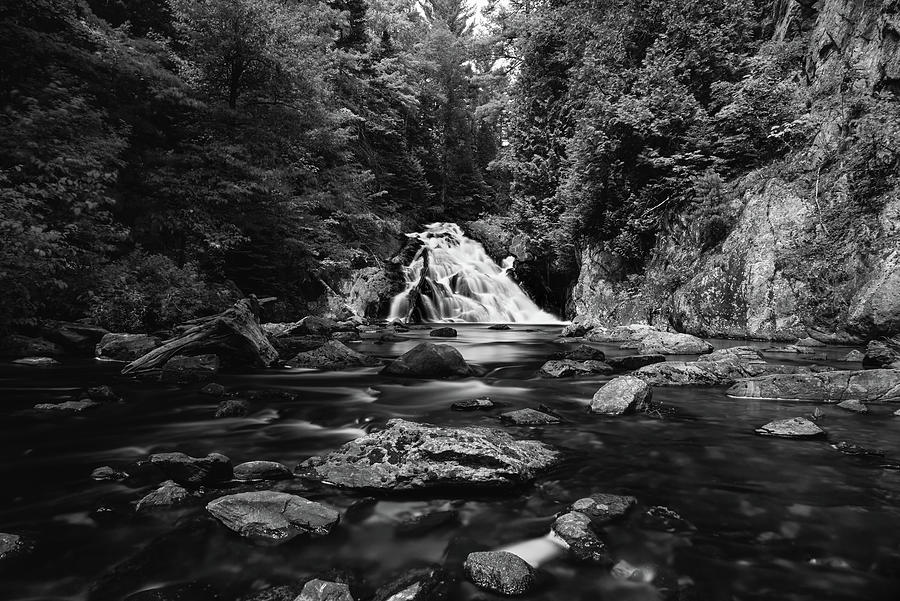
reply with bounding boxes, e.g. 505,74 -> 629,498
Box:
2,326 -> 900,601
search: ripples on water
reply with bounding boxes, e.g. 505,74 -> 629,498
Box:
1,326 -> 899,600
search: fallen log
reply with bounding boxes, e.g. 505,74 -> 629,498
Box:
121,297 -> 279,374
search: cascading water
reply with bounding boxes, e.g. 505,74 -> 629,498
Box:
388,223 -> 561,323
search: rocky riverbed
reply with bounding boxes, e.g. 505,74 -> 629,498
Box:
2,324 -> 900,601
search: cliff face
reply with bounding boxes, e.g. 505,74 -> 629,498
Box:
572,0 -> 900,341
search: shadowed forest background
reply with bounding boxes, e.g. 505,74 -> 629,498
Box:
2,0 -> 898,336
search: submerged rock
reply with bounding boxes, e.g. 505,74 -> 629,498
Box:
381,343 -> 475,378
96,333 -> 162,361
836,399 -> 869,414
500,408 -> 560,425
161,354 -> 220,383
215,398 -> 250,418
451,397 -> 495,411
556,344 -> 606,361
395,509 -> 458,537
429,327 -> 457,337
611,560 -> 650,582
489,324 -> 511,330
570,493 -> 637,524
727,369 -> 900,402
142,452 -> 232,486
34,399 -> 99,413
206,491 -> 339,543
0,533 -> 29,562
755,417 -> 825,438
298,418 -> 558,491
92,466 -> 129,481
464,551 -> 535,596
289,340 -> 380,370
639,506 -> 695,532
234,461 -> 293,481
12,357 -> 60,366
552,511 -> 609,563
373,566 -> 449,601
136,480 -> 192,511
590,376 -> 651,415
607,354 -> 666,371
634,331 -> 713,355
86,385 -> 120,402
200,383 -> 226,397
296,579 -> 353,601
538,359 -> 612,378
637,346 -> 821,386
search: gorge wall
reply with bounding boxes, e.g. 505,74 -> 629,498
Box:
572,0 -> 900,342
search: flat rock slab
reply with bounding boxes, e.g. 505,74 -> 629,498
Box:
12,357 -> 60,366
298,418 -> 558,491
381,343 -> 475,378
728,369 -> 900,402
590,376 -> 651,415
500,408 -> 560,425
539,359 -> 612,378
289,340 -> 380,369
206,491 -> 339,543
633,331 -> 713,355
96,333 -> 162,361
556,344 -> 606,361
142,452 -> 232,486
34,400 -> 100,413
451,397 -> 495,411
234,461 -> 293,481
570,493 -> 637,523
464,550 -> 535,596
755,417 -> 825,438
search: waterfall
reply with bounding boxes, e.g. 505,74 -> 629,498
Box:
388,223 -> 561,323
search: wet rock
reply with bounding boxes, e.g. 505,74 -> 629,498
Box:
808,557 -> 853,570
35,320 -> 109,355
607,354 -> 666,371
586,324 -> 658,343
200,383 -> 226,397
395,509 -> 458,537
234,461 -> 293,481
836,399 -> 869,414
381,343 -> 475,378
500,408 -> 560,425
298,418 -> 558,491
288,316 -> 338,337
0,533 -> 29,562
86,385 -> 120,402
96,333 -> 162,361
451,397 -> 494,411
538,359 -> 612,378
610,560 -> 649,582
863,339 -> 900,369
552,511 -> 610,563
640,506 -> 694,532
270,335 -> 328,358
634,331 -> 713,355
841,349 -> 865,362
570,493 -> 637,524
561,323 -> 590,337
464,550 -> 535,596
727,369 -> 900,402
331,331 -> 360,344
34,399 -> 99,413
373,566 -> 449,601
161,354 -> 220,383
0,334 -> 64,358
123,582 -> 221,601
635,346 -> 797,386
489,324 -> 511,330
92,466 -> 129,481
215,398 -> 250,418
556,344 -> 606,361
289,340 -> 380,370
755,417 -> 825,438
13,356 -> 60,366
590,376 -> 651,415
296,579 -> 353,601
206,491 -> 339,543
429,327 -> 457,337
831,441 -> 884,457
143,452 -> 232,486
136,480 -> 192,511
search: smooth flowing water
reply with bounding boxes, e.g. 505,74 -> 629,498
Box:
1,327 -> 900,601
388,223 -> 560,323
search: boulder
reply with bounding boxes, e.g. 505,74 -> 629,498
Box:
161,354 -> 220,383
96,333 -> 162,361
552,511 -> 610,563
136,480 -> 192,511
464,551 -> 535,596
634,331 -> 713,355
727,369 -> 900,402
298,418 -> 558,491
836,399 -> 869,414
863,339 -> 900,369
841,350 -> 865,362
636,346 -> 819,386
12,357 -> 60,366
570,493 -> 636,524
381,343 -> 475,378
288,316 -> 338,337
500,408 -> 560,425
86,385 -> 120,402
233,461 -> 293,481
606,354 -> 665,371
122,297 -> 278,374
92,466 -> 128,481
590,376 -> 651,415
0,533 -> 29,562
34,400 -> 99,413
489,324 -> 511,330
538,359 -> 612,378
429,327 -> 457,337
216,398 -> 250,418
206,491 -> 339,543
141,452 -> 232,486
288,340 -> 380,370
755,417 -> 825,438
296,579 -> 353,601
451,397 -> 494,411
0,334 -> 64,358
200,383 -> 226,397
556,344 -> 606,361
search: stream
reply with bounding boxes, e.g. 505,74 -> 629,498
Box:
2,325 -> 900,600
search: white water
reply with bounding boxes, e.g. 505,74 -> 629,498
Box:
388,223 -> 561,323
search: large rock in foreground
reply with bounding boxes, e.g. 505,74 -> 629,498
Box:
288,340 -> 380,370
298,419 -> 558,491
206,491 -> 339,543
727,369 -> 900,402
590,376 -> 651,415
636,346 -> 821,386
381,343 -> 475,378
464,551 -> 535,596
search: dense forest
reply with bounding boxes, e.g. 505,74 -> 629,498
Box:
2,0 -> 898,337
